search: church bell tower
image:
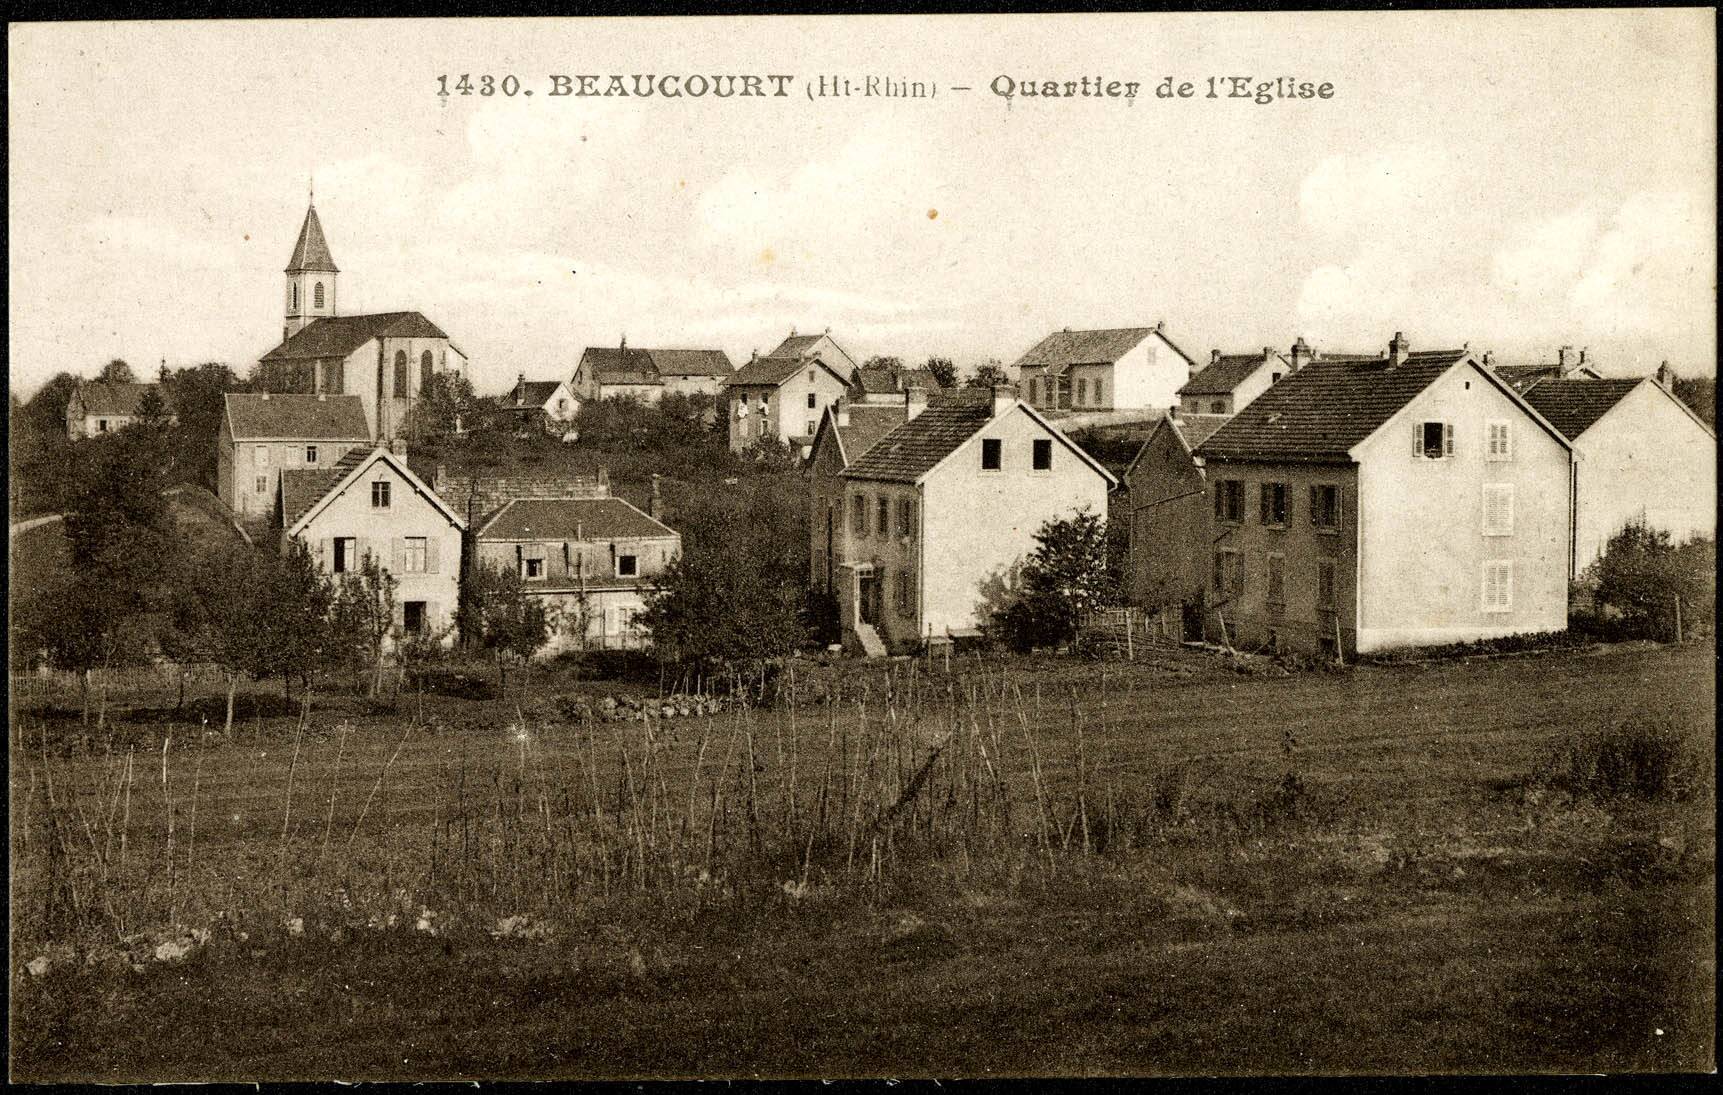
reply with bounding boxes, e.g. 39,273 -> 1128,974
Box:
283,187 -> 339,342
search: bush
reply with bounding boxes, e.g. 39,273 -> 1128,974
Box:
1536,720 -> 1710,803
1576,523 -> 1714,641
404,667 -> 497,701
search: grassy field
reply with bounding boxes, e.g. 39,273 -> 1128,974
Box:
9,640 -> 1715,1079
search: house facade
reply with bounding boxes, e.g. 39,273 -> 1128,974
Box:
65,381 -> 177,438
474,494 -> 681,654
255,200 -> 469,442
1177,348 -> 1293,417
1121,413 -> 1232,637
1013,323 -> 1196,416
218,393 -> 371,523
571,342 -> 733,402
723,332 -> 856,454
835,387 -> 1115,654
1186,337 -> 1573,656
503,375 -> 579,433
1521,376 -> 1717,572
805,400 -> 911,594
280,444 -> 467,643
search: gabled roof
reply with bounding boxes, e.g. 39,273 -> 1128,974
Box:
1170,412 -> 1233,451
1013,326 -> 1198,372
1196,351 -> 1477,464
74,381 -> 174,417
510,379 -> 568,407
260,312 -> 446,362
285,203 -> 339,274
1493,363 -> 1605,392
579,347 -> 661,386
285,446 -> 466,537
768,333 -> 825,359
477,497 -> 678,542
808,402 -> 911,469
279,447 -> 370,528
646,348 -> 733,378
850,366 -> 945,395
726,353 -> 850,389
1179,353 -> 1287,397
224,393 -> 370,441
1518,378 -> 1645,440
838,398 -> 1116,487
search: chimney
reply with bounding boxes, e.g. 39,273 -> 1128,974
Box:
1155,320 -> 1165,333
905,384 -> 929,421
648,474 -> 662,519
836,403 -> 850,427
1482,351 -> 1495,367
317,392 -> 326,401
990,383 -> 1016,419
620,333 -> 627,351
389,438 -> 407,459
597,467 -> 609,493
1062,326 -> 1072,333
1579,348 -> 1589,367
435,464 -> 446,491
260,391 -> 270,400
1557,345 -> 1575,374
1263,346 -> 1276,365
1290,337 -> 1313,372
1655,361 -> 1676,387
1388,331 -> 1410,367
750,349 -> 759,363
1208,349 -> 1222,369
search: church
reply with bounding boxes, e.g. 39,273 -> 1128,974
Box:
255,197 -> 469,442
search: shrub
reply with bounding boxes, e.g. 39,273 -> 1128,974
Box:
1536,720 -> 1710,803
1575,523 -> 1715,641
404,667 -> 497,701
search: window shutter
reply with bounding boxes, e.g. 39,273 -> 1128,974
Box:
427,537 -> 440,574
1259,485 -> 1269,524
1309,485 -> 1319,525
392,538 -> 405,574
317,538 -> 331,571
392,600 -> 405,628
427,601 -> 441,634
1414,423 -> 1423,457
1215,485 -> 1225,520
1443,422 -> 1455,457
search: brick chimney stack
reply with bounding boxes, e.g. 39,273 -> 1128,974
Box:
1557,345 -> 1575,374
990,383 -> 1016,419
389,438 -> 407,458
1388,331 -> 1410,367
836,402 -> 850,428
1207,348 -> 1222,370
905,384 -> 929,421
1290,336 -> 1313,372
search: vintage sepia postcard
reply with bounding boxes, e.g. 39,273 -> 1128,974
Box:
8,11 -> 1716,1081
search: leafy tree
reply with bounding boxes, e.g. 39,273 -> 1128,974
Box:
135,386 -> 170,429
924,356 -> 958,389
1584,520 -> 1715,640
21,372 -> 81,434
330,553 -> 399,697
861,355 -> 904,374
1671,375 -> 1715,426
966,360 -> 1012,388
472,562 -> 549,689
160,362 -> 243,488
415,371 -> 478,438
989,508 -> 1115,653
99,358 -> 135,384
163,540 -> 293,733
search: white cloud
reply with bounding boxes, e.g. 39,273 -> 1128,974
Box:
1570,190 -> 1707,336
1299,145 -> 1452,238
1492,207 -> 1600,298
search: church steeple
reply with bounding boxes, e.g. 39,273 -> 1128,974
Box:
283,189 -> 339,341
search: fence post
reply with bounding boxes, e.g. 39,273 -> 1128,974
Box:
1674,594 -> 1682,643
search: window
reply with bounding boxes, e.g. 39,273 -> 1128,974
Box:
897,566 -> 917,616
255,444 -> 270,468
523,557 -> 544,579
313,281 -> 325,309
740,393 -> 749,406
807,370 -> 815,383
1077,378 -> 1088,405
1212,549 -> 1243,596
1028,377 -> 1040,405
1482,561 -> 1513,612
617,553 -> 638,577
807,392 -> 817,409
756,418 -> 769,437
851,494 -> 866,535
403,537 -> 427,573
291,283 -> 298,310
1483,484 -> 1515,536
402,601 -> 426,636
1486,421 -> 1513,461
1415,420 -> 1455,459
98,419 -> 109,432
1213,479 -> 1245,523
898,497 -> 916,538
421,350 -> 434,392
1316,558 -> 1336,608
1032,438 -> 1052,471
761,393 -> 770,407
393,350 -> 408,395
876,496 -> 889,537
981,438 -> 1002,471
1266,553 -> 1286,618
1210,400 -> 1227,415
1259,482 -> 1288,526
371,481 -> 391,509
1310,484 -> 1340,531
1095,378 -> 1105,405
305,445 -> 318,464
255,476 -> 268,494
1271,372 -> 1283,384
806,419 -> 816,436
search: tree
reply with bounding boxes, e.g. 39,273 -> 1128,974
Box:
1586,520 -> 1715,640
1671,375 -> 1715,426
99,358 -> 135,384
330,554 -> 399,697
924,356 -> 958,389
160,362 -> 243,489
135,386 -> 170,429
21,372 -> 81,434
472,563 -> 549,689
163,541 -> 277,733
989,508 -> 1115,653
861,355 -> 904,375
966,360 -> 1011,388
414,371 -> 478,438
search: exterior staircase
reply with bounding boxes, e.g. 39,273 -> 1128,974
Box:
849,621 -> 888,658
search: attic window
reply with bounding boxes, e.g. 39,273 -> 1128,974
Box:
981,438 -> 1002,471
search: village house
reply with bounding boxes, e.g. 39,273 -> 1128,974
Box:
804,397 -> 915,595
1121,412 -> 1233,636
1135,333 -> 1573,656
65,380 -> 177,438
473,481 -> 681,654
218,392 -> 371,524
834,385 -> 1115,655
1519,374 -> 1716,573
571,340 -> 735,403
279,443 -> 467,643
502,374 -> 579,434
722,330 -> 857,455
1177,342 -> 1307,417
254,199 -> 469,442
1491,345 -> 1603,392
1012,323 -> 1196,417
846,363 -> 946,406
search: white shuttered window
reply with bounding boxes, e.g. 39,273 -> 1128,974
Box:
1483,484 -> 1515,537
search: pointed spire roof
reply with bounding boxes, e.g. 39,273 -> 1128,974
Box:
285,203 -> 339,274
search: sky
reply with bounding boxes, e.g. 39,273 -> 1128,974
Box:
7,12 -> 1716,400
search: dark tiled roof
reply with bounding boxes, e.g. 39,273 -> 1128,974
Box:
1179,354 -> 1284,397
647,349 -> 733,377
839,401 -> 997,483
836,404 -> 909,464
579,347 -> 660,385
510,380 -> 567,407
767,334 -> 824,359
279,447 -> 372,527
285,204 -> 338,273
75,381 -> 174,417
224,393 -> 370,440
260,312 -> 446,362
1519,378 -> 1642,440
1196,351 -> 1469,464
850,366 -> 945,395
1013,328 -> 1155,371
479,497 -> 678,542
1170,413 -> 1233,450
727,355 -> 815,387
